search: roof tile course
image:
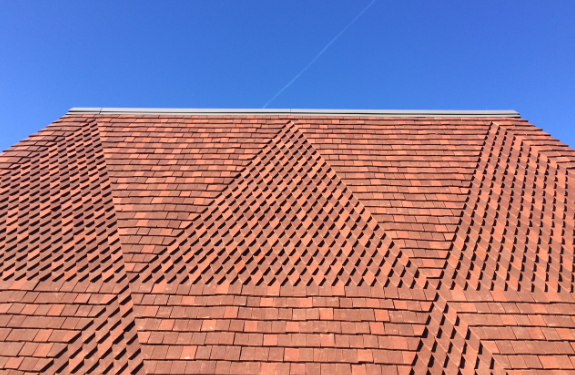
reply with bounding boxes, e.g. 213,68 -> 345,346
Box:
98,118 -> 284,279
1,111 -> 574,374
298,120 -> 487,283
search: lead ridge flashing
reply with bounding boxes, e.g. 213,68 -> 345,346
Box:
67,108 -> 521,118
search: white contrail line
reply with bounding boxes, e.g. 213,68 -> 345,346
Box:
263,0 -> 377,109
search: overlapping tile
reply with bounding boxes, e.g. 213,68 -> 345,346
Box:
126,120 -> 435,374
134,121 -> 421,289
437,121 -> 575,373
131,286 -> 431,375
298,117 -> 532,374
0,121 -> 144,374
1,111 -> 574,374
98,116 -> 285,279
298,118 -> 488,282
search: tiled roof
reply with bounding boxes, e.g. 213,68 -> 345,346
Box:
1,109 -> 575,374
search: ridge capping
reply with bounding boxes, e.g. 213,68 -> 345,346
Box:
67,108 -> 520,117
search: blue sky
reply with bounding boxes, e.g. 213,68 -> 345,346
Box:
1,1 -> 574,150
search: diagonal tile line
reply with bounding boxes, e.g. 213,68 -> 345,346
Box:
0,121 -> 146,374
137,121 -> 312,286
1,120 -> 129,284
435,119 -> 575,370
290,121 -> 433,288
520,138 -> 575,290
128,120 -> 292,286
442,122 -> 509,288
287,122 -> 428,289
298,125 -> 473,372
211,124 -> 332,286
416,122 -> 519,374
178,125 -> 312,286
433,122 -> 575,373
499,130 -> 574,292
285,127 -> 421,287
273,122 -> 417,287
410,122 -> 512,374
244,125 -> 363,286
179,179 -> 295,286
133,119 -> 423,289
146,122 -> 369,287
443,123 -> 573,294
78,121 -> 146,374
229,123 -> 387,286
200,163 -> 348,287
0,117 -> 96,167
97,117 -> 288,282
294,119 -> 506,373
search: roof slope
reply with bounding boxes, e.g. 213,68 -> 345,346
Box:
1,109 -> 575,374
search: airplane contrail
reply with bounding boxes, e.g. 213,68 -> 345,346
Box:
263,0 -> 377,109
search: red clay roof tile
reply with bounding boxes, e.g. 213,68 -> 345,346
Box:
1,111 -> 574,373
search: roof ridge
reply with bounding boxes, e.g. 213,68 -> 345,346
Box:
67,107 -> 521,117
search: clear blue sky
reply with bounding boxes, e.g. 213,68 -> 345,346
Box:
1,1 -> 574,151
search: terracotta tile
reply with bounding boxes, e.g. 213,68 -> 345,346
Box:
2,114 -> 572,374
180,346 -> 197,360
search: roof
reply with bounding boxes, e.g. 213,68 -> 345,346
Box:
1,108 -> 575,374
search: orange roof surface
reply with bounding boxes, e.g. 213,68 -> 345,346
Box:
1,110 -> 575,374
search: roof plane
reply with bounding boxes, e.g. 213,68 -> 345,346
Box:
1,109 -> 574,375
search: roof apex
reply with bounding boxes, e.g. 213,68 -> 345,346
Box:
67,107 -> 520,118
